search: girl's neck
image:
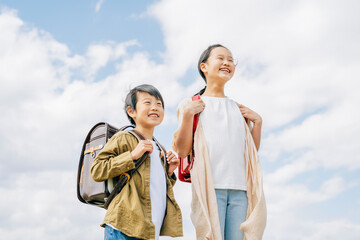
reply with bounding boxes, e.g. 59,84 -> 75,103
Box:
202,84 -> 226,98
134,126 -> 154,140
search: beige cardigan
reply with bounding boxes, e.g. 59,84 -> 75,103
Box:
174,98 -> 267,240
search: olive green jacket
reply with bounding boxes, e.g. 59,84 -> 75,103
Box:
90,131 -> 183,240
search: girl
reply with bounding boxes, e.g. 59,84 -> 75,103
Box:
172,45 -> 266,240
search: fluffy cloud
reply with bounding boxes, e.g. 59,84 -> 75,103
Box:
1,0 -> 360,239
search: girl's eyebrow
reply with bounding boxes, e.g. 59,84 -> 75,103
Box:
215,54 -> 233,59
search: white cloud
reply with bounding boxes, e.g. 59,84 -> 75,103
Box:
1,0 -> 360,239
0,171 -> 104,240
83,40 -> 139,80
95,0 -> 104,12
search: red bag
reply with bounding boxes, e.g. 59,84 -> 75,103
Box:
178,95 -> 200,183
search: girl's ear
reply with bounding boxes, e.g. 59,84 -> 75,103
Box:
200,62 -> 207,74
126,106 -> 135,118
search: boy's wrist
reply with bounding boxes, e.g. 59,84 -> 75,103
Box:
130,151 -> 138,160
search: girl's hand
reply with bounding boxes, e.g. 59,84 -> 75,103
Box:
184,99 -> 205,116
130,140 -> 153,160
239,104 -> 262,124
166,151 -> 180,176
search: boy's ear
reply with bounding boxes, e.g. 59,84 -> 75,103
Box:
126,106 -> 136,118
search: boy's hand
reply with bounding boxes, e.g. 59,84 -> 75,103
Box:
130,140 -> 153,160
166,151 -> 180,176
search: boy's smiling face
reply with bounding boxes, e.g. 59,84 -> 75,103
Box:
127,91 -> 164,128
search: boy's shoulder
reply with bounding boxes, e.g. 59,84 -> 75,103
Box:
111,130 -> 139,145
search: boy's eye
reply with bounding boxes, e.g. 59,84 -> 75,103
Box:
157,102 -> 162,106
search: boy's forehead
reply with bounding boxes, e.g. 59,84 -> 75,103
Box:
137,91 -> 157,100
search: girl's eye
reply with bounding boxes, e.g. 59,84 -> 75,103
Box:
157,102 -> 162,106
228,59 -> 233,62
145,101 -> 151,104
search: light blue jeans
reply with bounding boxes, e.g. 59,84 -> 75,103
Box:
215,189 -> 248,240
104,225 -> 141,240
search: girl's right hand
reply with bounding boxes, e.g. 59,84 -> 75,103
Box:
184,98 -> 205,116
130,140 -> 153,160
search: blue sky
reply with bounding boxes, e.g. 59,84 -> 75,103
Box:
0,0 -> 360,239
2,0 -> 163,53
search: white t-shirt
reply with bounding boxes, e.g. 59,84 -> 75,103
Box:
200,96 -> 246,190
149,140 -> 167,240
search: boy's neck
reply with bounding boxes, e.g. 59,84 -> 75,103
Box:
134,126 -> 154,140
202,84 -> 226,98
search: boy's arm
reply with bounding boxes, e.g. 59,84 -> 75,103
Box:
168,172 -> 177,187
165,150 -> 179,187
90,134 -> 135,182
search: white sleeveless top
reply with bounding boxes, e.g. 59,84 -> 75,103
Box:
200,96 -> 246,190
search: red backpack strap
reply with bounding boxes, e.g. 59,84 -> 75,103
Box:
192,95 -> 200,132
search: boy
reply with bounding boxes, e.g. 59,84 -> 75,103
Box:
91,84 -> 183,240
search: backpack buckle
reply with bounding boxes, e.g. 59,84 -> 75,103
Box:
119,172 -> 130,183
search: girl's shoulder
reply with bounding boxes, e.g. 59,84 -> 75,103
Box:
177,97 -> 192,110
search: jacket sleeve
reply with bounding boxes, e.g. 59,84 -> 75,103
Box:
168,172 -> 177,187
90,133 -> 136,182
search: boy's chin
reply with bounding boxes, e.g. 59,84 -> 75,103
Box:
142,120 -> 163,128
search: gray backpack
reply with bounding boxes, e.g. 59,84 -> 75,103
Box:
76,122 -> 149,209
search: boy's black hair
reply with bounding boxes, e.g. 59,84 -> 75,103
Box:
124,84 -> 165,125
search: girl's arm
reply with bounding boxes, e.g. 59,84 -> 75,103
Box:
250,118 -> 262,151
173,99 -> 205,158
239,104 -> 262,151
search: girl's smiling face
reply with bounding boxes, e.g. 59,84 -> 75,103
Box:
200,47 -> 235,84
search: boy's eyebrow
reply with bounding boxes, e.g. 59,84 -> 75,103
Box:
141,97 -> 152,101
141,97 -> 161,101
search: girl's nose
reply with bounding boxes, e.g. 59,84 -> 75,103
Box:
223,60 -> 230,66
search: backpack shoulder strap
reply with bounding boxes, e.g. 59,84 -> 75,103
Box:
103,128 -> 148,209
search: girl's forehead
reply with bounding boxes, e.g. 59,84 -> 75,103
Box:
210,47 -> 232,57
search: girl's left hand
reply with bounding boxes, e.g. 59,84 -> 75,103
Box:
166,151 -> 180,176
239,104 -> 262,124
